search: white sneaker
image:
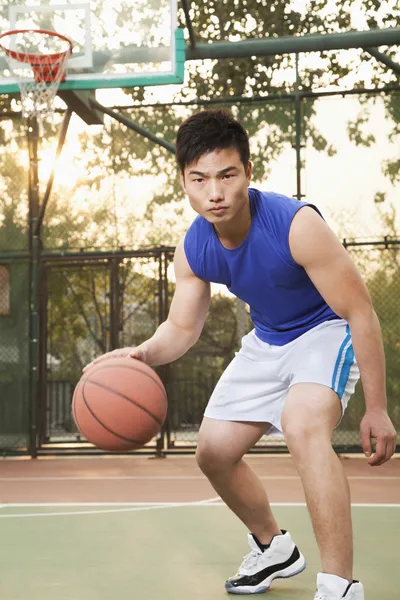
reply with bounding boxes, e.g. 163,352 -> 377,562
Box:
314,573 -> 365,600
225,530 -> 306,594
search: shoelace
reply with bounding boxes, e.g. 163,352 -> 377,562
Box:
239,548 -> 272,571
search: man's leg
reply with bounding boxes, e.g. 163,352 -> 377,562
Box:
282,383 -> 353,582
197,417 -> 306,595
196,417 -> 281,543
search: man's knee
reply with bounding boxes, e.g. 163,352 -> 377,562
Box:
282,384 -> 341,454
196,441 -> 238,476
282,416 -> 320,450
282,412 -> 334,457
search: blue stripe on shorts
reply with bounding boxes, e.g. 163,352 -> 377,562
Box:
332,325 -> 354,399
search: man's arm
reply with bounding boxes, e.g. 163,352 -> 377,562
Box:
84,238 -> 210,369
289,206 -> 397,465
137,238 -> 210,366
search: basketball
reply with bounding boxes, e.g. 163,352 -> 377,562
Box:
72,357 -> 168,451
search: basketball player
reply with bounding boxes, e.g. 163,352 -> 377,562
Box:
85,110 -> 397,600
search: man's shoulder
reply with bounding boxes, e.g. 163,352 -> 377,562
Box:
252,188 -> 321,222
184,214 -> 214,260
185,213 -> 212,239
251,188 -> 303,209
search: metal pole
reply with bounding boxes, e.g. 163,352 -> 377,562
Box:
30,235 -> 40,457
365,47 -> 400,76
181,0 -> 196,50
27,116 -> 40,458
27,108 -> 72,455
0,253 -> 30,260
162,250 -> 171,451
41,247 -> 176,260
34,107 -> 73,236
37,262 -> 48,446
89,98 -> 176,154
294,53 -> 303,200
109,257 -> 120,350
155,251 -> 167,456
108,84 -> 400,110
186,27 -> 400,60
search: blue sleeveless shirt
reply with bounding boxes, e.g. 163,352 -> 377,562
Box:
183,188 -> 339,346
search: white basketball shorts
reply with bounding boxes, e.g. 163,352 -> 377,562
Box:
204,319 -> 360,434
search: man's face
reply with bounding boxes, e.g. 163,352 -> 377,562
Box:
180,147 -> 252,223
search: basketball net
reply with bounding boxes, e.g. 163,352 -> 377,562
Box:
0,29 -> 72,128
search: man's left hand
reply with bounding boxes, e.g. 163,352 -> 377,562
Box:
360,408 -> 397,466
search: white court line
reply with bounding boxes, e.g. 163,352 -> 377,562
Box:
0,476 -> 206,481
0,503 -> 399,519
0,497 -> 221,509
1,501 -> 397,508
212,503 -> 400,508
0,496 -> 221,519
0,475 -> 399,481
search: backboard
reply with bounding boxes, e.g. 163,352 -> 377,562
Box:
0,0 -> 184,93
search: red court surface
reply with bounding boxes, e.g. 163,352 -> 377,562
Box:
0,454 -> 399,505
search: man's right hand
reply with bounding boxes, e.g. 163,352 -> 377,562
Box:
83,346 -> 148,373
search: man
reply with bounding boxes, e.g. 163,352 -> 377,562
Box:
85,110 -> 396,599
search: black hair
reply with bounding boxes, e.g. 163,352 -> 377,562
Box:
176,109 -> 250,172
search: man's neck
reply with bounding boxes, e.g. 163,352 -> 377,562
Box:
214,200 -> 252,249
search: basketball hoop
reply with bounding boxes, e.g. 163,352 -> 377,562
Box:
0,29 -> 72,122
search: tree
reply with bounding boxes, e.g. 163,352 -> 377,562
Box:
0,0 -> 398,443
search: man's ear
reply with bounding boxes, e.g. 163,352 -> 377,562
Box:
246,161 -> 253,183
179,171 -> 186,191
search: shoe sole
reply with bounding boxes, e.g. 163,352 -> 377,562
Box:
225,554 -> 307,595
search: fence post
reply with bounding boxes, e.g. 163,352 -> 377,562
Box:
294,53 -> 304,201
37,262 -> 48,446
155,250 -> 169,456
162,250 -> 173,450
109,257 -> 121,350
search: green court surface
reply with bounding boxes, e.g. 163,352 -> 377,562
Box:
0,503 -> 398,599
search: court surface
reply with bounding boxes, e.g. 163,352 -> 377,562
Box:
0,454 -> 399,600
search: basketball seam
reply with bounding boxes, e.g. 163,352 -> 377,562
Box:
81,379 -> 149,446
87,362 -> 167,402
82,372 -> 166,427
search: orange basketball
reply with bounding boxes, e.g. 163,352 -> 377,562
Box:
72,357 -> 167,451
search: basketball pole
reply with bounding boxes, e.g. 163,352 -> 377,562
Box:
27,116 -> 40,457
29,108 -> 73,457
34,107 -> 73,236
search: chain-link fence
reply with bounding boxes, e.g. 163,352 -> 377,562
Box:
0,244 -> 399,454
0,89 -> 398,454
0,114 -> 31,451
339,241 -> 400,448
40,250 -> 170,448
165,242 -> 400,451
29,240 -> 400,453
0,258 -> 31,452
